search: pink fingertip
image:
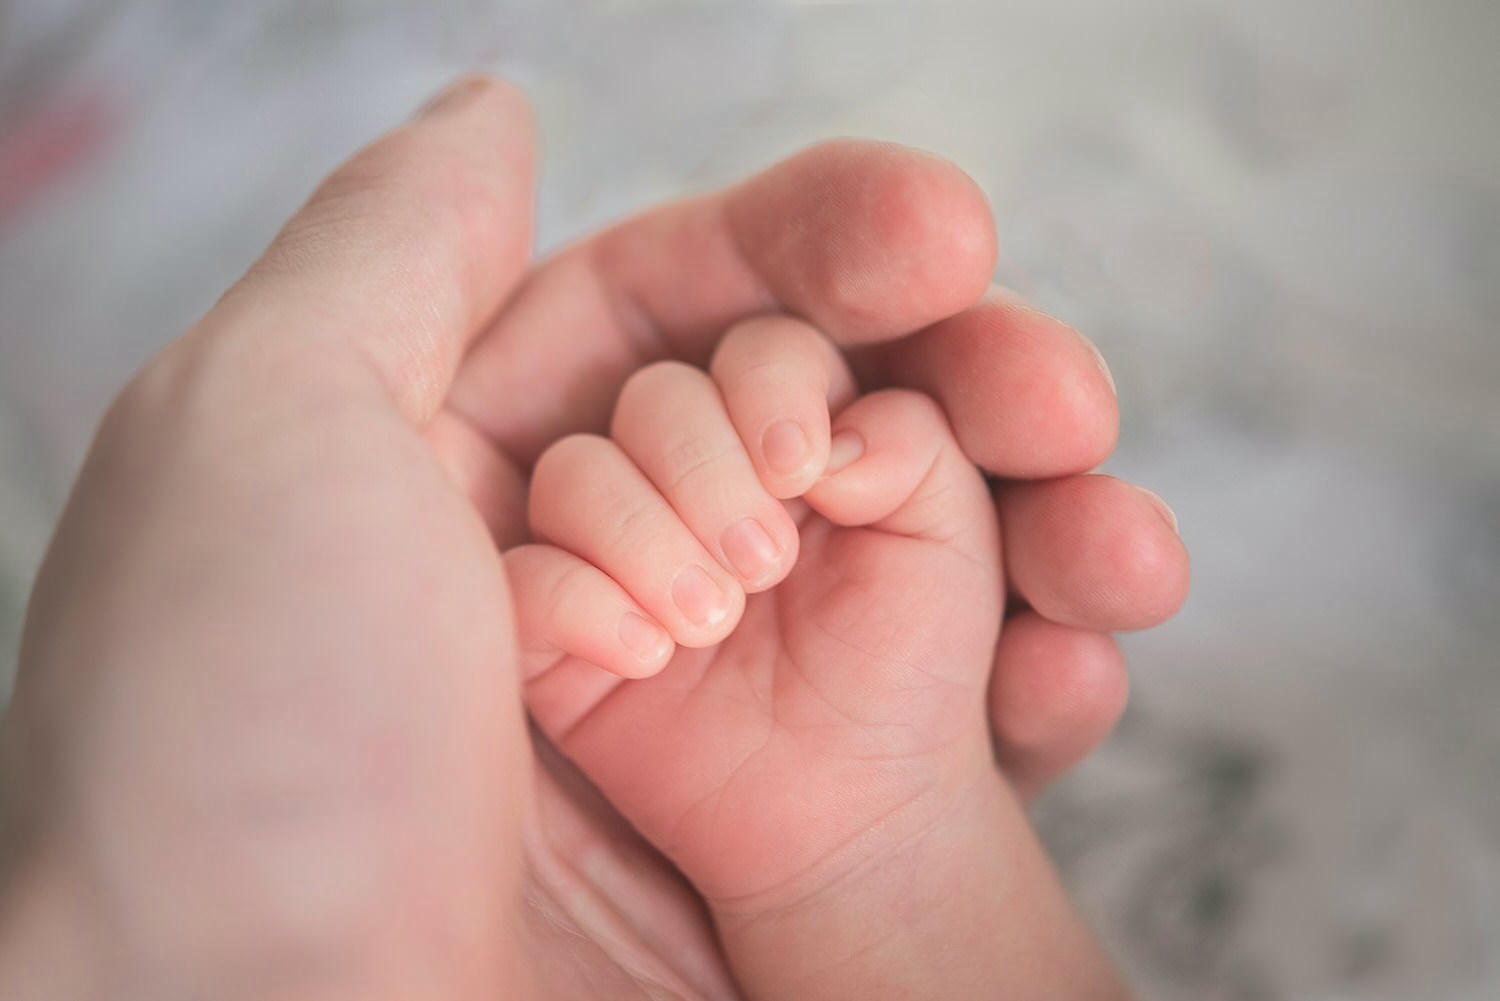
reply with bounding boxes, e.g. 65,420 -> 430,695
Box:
1133,486 -> 1180,535
618,611 -> 670,663
671,566 -> 731,629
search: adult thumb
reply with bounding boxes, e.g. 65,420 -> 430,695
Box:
195,75 -> 535,424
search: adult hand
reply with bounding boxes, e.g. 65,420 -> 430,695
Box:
0,76 -> 1185,999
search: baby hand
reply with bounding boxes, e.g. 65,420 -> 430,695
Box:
506,315 -> 1126,998
508,313 -> 1003,907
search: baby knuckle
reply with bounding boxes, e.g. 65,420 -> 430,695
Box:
532,433 -> 611,490
602,496 -> 663,552
622,359 -> 699,397
870,387 -> 945,425
713,314 -> 784,359
541,560 -> 598,629
614,361 -> 703,422
659,435 -> 732,493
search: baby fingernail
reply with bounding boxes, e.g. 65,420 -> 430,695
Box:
825,429 -> 865,475
721,518 -> 780,585
671,565 -> 731,629
618,611 -> 670,660
762,420 -> 809,476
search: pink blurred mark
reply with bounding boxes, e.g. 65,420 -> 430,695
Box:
0,89 -> 116,228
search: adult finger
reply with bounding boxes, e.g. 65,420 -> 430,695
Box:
857,288 -> 1119,478
445,139 -> 997,465
988,612 -> 1130,804
194,75 -> 535,424
999,474 -> 1189,632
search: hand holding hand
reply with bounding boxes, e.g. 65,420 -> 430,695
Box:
0,76 -> 1185,1000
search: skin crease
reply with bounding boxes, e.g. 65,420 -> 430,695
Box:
0,76 -> 1187,1000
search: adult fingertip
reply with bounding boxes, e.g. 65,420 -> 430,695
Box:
1001,475 -> 1189,632
842,141 -> 999,333
221,71 -> 536,424
990,615 -> 1129,750
415,73 -> 531,124
989,614 -> 1130,801
875,144 -> 999,322
1133,484 -> 1179,535
731,139 -> 998,343
1106,486 -> 1190,630
1007,303 -> 1120,474
880,295 -> 1119,477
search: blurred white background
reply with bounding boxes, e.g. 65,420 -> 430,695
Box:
2,2 -> 1496,998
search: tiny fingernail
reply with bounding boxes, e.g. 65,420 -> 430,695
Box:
671,565 -> 731,629
618,611 -> 670,660
721,518 -> 781,585
762,420 -> 809,477
1135,486 -> 1179,534
825,429 -> 865,476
